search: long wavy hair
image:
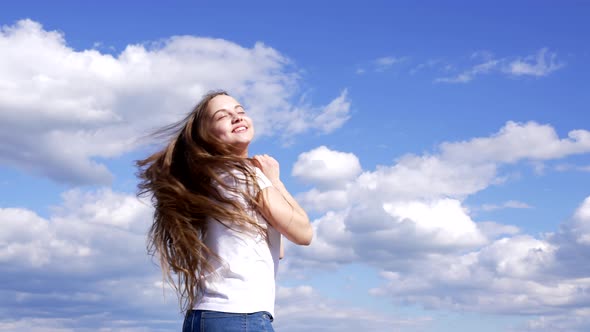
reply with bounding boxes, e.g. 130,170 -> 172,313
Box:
136,90 -> 266,313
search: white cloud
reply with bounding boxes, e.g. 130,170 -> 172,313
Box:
502,200 -> 533,209
0,187 -> 183,330
0,208 -> 58,267
573,197 -> 590,222
0,316 -> 177,332
296,188 -> 350,213
410,59 -> 449,75
285,122 -> 590,273
383,199 -> 486,247
439,121 -> 590,164
0,189 -> 151,274
368,235 -> 566,313
274,285 -> 431,332
0,19 -> 351,185
283,197 -> 487,278
524,308 -> 590,332
505,48 -> 564,77
435,59 -> 499,83
374,56 -> 406,72
0,318 -> 76,332
2,122 -> 589,331
338,200 -> 487,272
309,89 -> 351,134
477,235 -> 556,279
555,163 -> 590,172
476,221 -> 520,239
281,211 -> 357,274
435,48 -> 564,83
292,146 -> 361,189
282,121 -> 590,327
480,200 -> 533,212
559,196 -> 590,246
355,55 -> 408,74
355,154 -> 497,200
52,189 -> 151,232
361,196 -> 590,332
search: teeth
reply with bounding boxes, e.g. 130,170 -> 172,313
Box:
233,126 -> 247,133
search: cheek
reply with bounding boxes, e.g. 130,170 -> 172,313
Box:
209,122 -> 228,139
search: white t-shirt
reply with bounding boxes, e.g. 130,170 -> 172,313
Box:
194,167 -> 281,316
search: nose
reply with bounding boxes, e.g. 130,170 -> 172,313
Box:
231,113 -> 243,124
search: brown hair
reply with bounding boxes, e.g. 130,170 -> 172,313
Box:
136,90 -> 265,313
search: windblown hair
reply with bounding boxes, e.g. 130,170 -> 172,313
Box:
136,90 -> 265,313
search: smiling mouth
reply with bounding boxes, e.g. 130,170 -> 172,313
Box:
232,126 -> 247,133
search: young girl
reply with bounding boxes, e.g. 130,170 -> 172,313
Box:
137,91 -> 312,332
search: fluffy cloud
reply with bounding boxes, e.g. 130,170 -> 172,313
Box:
288,123 -> 590,272
548,197 -> 590,280
294,122 -> 587,219
0,188 -> 183,330
0,189 -> 151,274
0,184 -> 436,331
281,210 -> 357,275
354,154 -> 497,200
296,188 -> 350,213
525,309 -> 590,332
383,199 -> 486,247
357,197 -> 590,332
284,197 -> 486,279
0,19 -> 351,185
476,221 -> 520,239
2,120 -> 589,331
0,208 -> 62,268
367,196 -> 590,326
274,285 -> 431,332
283,122 -> 590,330
570,196 -> 590,245
439,121 -> 590,164
292,146 -> 361,189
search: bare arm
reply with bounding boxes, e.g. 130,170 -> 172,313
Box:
254,155 -> 313,246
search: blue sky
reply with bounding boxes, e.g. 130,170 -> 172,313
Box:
1,1 -> 590,331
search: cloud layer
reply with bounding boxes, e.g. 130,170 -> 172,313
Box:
1,119 -> 589,331
285,121 -> 590,331
0,19 -> 351,185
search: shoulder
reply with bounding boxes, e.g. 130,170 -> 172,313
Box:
213,166 -> 271,196
253,167 -> 273,190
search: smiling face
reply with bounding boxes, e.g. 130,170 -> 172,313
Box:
205,94 -> 254,157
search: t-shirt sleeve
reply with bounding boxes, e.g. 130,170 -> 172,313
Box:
254,167 -> 273,191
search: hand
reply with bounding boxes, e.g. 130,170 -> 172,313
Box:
253,154 -> 281,183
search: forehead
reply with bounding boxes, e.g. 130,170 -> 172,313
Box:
206,95 -> 241,115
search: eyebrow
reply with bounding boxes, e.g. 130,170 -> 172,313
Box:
212,104 -> 244,118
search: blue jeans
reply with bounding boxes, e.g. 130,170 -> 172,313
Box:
183,310 -> 275,332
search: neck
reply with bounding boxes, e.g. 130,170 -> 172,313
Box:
230,145 -> 248,158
